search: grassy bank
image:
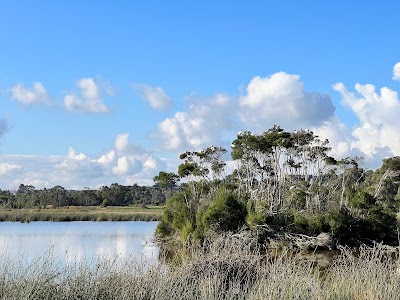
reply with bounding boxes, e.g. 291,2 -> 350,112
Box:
0,206 -> 163,222
0,236 -> 399,299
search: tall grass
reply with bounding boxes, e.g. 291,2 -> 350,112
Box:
0,206 -> 163,222
0,236 -> 399,299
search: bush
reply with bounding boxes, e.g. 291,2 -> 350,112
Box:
201,189 -> 246,233
156,192 -> 191,239
246,198 -> 268,229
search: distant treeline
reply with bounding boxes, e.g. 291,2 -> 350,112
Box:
0,183 -> 176,208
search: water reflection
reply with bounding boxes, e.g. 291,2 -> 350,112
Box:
0,221 -> 159,265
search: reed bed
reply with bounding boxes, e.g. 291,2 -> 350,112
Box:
0,236 -> 399,299
0,206 -> 163,222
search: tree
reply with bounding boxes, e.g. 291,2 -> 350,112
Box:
177,145 -> 227,215
153,171 -> 179,200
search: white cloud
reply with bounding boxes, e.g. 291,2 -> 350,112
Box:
11,82 -> 50,106
97,150 -> 117,166
312,119 -> 352,158
0,131 -> 167,190
239,72 -> 335,131
158,116 -> 184,151
67,147 -> 87,161
64,78 -> 110,113
112,156 -> 142,175
2,155 -> 64,190
333,82 -> 400,158
143,157 -> 157,170
133,84 -> 172,111
98,78 -> 116,97
114,133 -> 146,155
157,93 -> 235,151
156,73 -> 335,152
0,163 -> 21,176
115,133 -> 129,152
55,147 -> 103,181
393,62 -> 400,81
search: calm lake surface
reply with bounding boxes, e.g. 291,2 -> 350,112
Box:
0,221 -> 159,265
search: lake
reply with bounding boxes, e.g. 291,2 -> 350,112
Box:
0,221 -> 159,265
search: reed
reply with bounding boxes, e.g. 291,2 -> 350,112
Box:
0,235 -> 399,299
0,206 -> 163,222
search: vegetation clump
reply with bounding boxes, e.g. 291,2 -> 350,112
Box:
156,126 -> 400,248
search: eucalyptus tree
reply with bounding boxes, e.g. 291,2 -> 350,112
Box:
177,145 -> 227,214
49,185 -> 71,207
231,126 -> 337,213
371,156 -> 400,203
153,171 -> 179,200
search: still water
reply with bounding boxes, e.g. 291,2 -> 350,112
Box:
0,221 -> 159,265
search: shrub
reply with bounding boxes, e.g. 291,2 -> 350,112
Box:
246,199 -> 268,229
201,189 -> 246,233
156,192 -> 191,239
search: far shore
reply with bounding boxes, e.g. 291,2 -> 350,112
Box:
0,205 -> 164,222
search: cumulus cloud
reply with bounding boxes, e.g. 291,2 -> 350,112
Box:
156,72 -> 335,152
312,119 -> 352,158
11,82 -> 50,106
157,93 -> 235,151
0,131 -> 168,190
143,157 -> 158,170
55,147 -> 103,181
64,78 -> 110,113
393,62 -> 400,81
133,84 -> 172,111
112,156 -> 142,175
239,72 -> 335,131
115,133 -> 129,152
96,150 -> 117,166
333,81 -> 400,158
114,133 -> 146,155
0,163 -> 21,176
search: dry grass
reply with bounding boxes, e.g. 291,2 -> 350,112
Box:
0,236 -> 399,299
0,206 -> 163,222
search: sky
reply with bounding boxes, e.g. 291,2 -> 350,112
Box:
0,1 -> 400,190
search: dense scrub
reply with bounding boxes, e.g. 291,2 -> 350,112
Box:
0,236 -> 399,299
157,126 -> 400,247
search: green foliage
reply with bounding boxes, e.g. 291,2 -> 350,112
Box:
178,162 -> 198,178
324,209 -> 351,237
201,189 -> 246,233
349,189 -> 376,209
156,192 -> 191,239
292,211 -> 325,235
153,171 -> 179,189
382,156 -> 400,171
246,198 -> 268,229
179,220 -> 194,243
288,181 -> 308,209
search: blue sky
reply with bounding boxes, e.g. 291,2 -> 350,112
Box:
0,1 -> 400,189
